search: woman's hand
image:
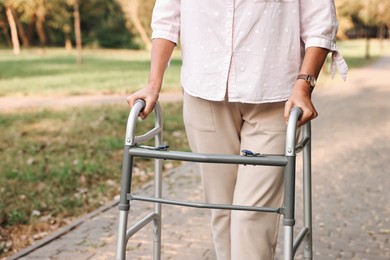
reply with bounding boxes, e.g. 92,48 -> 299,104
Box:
126,83 -> 160,120
284,80 -> 318,127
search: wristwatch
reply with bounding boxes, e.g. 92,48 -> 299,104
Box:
297,74 -> 316,91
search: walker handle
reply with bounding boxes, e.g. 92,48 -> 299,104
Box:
286,107 -> 303,156
124,99 -> 163,146
135,99 -> 146,112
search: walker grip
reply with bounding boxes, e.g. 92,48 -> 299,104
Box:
134,99 -> 146,113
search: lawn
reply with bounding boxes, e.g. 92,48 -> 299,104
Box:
0,102 -> 188,256
0,48 -> 182,97
0,39 -> 388,97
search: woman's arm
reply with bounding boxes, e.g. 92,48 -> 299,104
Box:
127,38 -> 176,119
284,46 -> 329,126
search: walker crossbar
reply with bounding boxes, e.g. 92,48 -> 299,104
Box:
115,100 -> 313,260
293,227 -> 310,253
129,194 -> 283,214
126,212 -> 158,240
128,147 -> 288,166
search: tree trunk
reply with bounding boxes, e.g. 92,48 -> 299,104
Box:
5,7 -> 20,55
27,14 -> 36,45
365,34 -> 370,60
73,0 -> 83,65
65,32 -> 72,51
13,10 -> 29,47
35,13 -> 47,47
116,0 -> 152,50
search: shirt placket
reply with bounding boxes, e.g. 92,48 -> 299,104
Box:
223,0 -> 235,99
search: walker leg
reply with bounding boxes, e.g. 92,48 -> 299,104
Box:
284,226 -> 294,260
153,157 -> 163,260
116,146 -> 134,260
153,132 -> 163,260
283,155 -> 296,260
303,124 -> 313,260
116,210 -> 129,260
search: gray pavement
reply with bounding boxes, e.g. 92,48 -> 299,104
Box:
5,55 -> 390,260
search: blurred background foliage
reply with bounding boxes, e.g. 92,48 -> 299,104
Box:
0,0 -> 155,52
0,0 -> 389,52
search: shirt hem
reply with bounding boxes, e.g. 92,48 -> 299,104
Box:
183,87 -> 289,104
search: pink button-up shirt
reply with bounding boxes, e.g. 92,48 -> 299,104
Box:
151,0 -> 348,103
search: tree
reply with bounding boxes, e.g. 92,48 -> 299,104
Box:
359,0 -> 390,58
336,0 -> 389,59
0,0 -> 154,49
12,4 -> 29,47
78,0 -> 133,48
115,0 -> 152,50
137,0 -> 155,43
0,12 -> 12,46
4,3 -> 20,54
3,0 -> 49,48
376,0 -> 390,39
71,0 -> 82,64
45,0 -> 73,50
33,0 -> 48,47
336,0 -> 363,40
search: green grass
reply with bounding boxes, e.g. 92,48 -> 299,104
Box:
1,40 -> 389,97
336,39 -> 389,67
0,48 -> 182,97
0,102 -> 188,230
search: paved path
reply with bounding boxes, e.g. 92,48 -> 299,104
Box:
0,93 -> 183,112
4,55 -> 390,260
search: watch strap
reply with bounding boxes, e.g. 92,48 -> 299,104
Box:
297,74 -> 316,91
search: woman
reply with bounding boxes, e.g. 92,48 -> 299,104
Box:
127,1 -> 347,259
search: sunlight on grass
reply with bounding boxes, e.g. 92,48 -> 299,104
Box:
0,102 -> 187,229
0,48 -> 181,97
1,40 -> 389,96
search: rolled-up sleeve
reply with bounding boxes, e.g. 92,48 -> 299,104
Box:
300,0 -> 348,80
151,0 -> 181,44
300,0 -> 338,50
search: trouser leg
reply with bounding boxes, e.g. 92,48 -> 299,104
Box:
183,92 -> 286,260
183,92 -> 241,260
231,102 -> 286,260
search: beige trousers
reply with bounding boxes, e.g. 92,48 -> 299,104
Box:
183,92 -> 286,260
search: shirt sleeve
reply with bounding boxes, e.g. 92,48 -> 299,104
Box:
151,0 -> 181,45
299,0 -> 348,80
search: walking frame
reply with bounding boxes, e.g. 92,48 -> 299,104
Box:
116,100 -> 313,260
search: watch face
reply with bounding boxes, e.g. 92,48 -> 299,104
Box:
297,74 -> 316,88
309,76 -> 316,87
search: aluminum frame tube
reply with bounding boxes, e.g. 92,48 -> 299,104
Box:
283,107 -> 302,260
129,194 -> 283,213
117,104 -> 307,260
284,226 -> 294,260
293,227 -> 309,254
116,99 -> 147,260
303,123 -> 313,260
153,115 -> 163,260
128,148 -> 287,167
116,146 -> 134,260
116,210 -> 129,260
126,212 -> 158,240
125,100 -> 146,145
